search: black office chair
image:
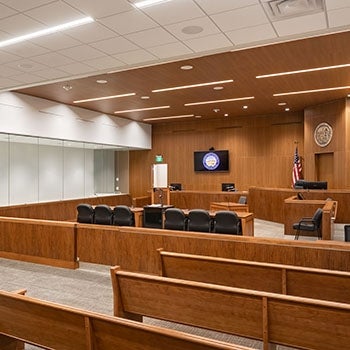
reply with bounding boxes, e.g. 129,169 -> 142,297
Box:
293,208 -> 323,240
113,205 -> 135,226
94,204 -> 114,225
187,209 -> 212,232
213,211 -> 242,235
238,196 -> 247,204
344,225 -> 350,242
76,203 -> 94,223
164,208 -> 187,230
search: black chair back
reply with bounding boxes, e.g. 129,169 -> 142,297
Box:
213,211 -> 242,235
113,205 -> 135,226
164,208 -> 187,230
94,204 -> 113,225
187,209 -> 212,232
76,203 -> 94,223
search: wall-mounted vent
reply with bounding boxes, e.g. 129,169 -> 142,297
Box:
264,0 -> 324,20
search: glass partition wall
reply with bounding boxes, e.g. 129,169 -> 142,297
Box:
0,133 -> 129,206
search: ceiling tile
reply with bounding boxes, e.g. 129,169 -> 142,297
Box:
31,52 -> 76,68
31,33 -> 82,50
148,42 -> 193,59
0,76 -> 21,89
327,7 -> 350,27
0,3 -> 16,19
99,9 -> 158,35
0,14 -> 45,36
5,59 -> 48,73
65,22 -> 116,44
184,33 -> 233,53
195,0 -> 259,15
165,16 -> 221,41
273,12 -> 327,36
325,0 -> 350,10
113,49 -> 157,65
0,65 -> 22,77
1,0 -> 55,12
84,56 -> 125,70
210,4 -> 269,32
58,62 -> 97,75
10,72 -> 43,84
125,27 -> 177,48
34,67 -> 67,80
90,37 -> 139,55
142,0 -> 205,25
226,24 -> 277,46
2,41 -> 49,58
25,1 -> 86,26
64,0 -> 133,19
59,44 -> 107,61
0,50 -> 21,64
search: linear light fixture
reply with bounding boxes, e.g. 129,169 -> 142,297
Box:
273,86 -> 350,97
143,114 -> 194,121
256,63 -> 350,79
114,105 -> 170,114
134,0 -> 172,9
184,96 -> 255,107
0,17 -> 94,48
73,93 -> 136,104
152,79 -> 234,93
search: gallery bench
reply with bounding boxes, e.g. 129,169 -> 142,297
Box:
110,266 -> 350,350
0,290 -> 252,350
157,249 -> 350,304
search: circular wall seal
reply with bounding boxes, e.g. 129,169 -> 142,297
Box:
202,152 -> 220,170
314,122 -> 333,147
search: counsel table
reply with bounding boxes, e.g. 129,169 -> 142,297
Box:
210,201 -> 249,212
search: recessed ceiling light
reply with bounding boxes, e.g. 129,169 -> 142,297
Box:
224,113 -> 229,117
96,79 -> 108,84
62,85 -> 72,91
18,63 -> 33,69
0,17 -> 94,48
74,92 -> 135,103
213,108 -> 220,113
256,63 -> 350,79
114,105 -> 170,114
182,25 -> 203,35
243,105 -> 248,109
134,0 -> 172,8
273,85 -> 350,96
180,65 -> 193,70
152,79 -> 233,93
185,96 -> 255,106
213,86 -> 224,90
143,114 -> 194,121
141,96 -> 150,99
285,107 -> 290,111
195,115 -> 202,118
278,102 -> 287,106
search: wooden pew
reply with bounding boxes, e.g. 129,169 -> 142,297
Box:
0,290 -> 252,350
157,249 -> 350,304
110,266 -> 350,350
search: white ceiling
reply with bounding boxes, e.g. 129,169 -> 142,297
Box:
0,0 -> 349,92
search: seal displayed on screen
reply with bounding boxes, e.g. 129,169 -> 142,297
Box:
202,152 -> 220,170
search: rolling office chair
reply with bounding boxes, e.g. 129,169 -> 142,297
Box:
164,208 -> 187,231
213,211 -> 242,235
293,207 -> 323,240
76,203 -> 95,223
187,209 -> 212,233
94,204 -> 114,225
113,205 -> 135,226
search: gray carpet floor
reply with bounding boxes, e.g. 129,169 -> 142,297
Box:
1,219 -> 347,349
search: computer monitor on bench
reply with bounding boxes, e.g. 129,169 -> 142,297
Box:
222,183 -> 235,192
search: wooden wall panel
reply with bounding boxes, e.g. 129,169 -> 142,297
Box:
130,112 -> 304,197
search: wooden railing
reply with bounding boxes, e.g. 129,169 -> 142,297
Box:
0,290 -> 251,350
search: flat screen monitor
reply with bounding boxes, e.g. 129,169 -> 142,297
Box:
194,150 -> 229,172
294,180 -> 327,190
222,183 -> 235,191
170,183 -> 182,191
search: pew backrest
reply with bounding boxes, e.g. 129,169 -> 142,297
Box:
0,290 -> 251,350
110,266 -> 350,350
157,249 -> 350,304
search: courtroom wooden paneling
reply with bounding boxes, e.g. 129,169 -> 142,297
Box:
129,112 -> 304,197
0,217 -> 78,269
76,225 -> 350,273
0,194 -> 131,221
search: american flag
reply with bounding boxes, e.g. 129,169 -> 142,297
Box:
292,147 -> 302,187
